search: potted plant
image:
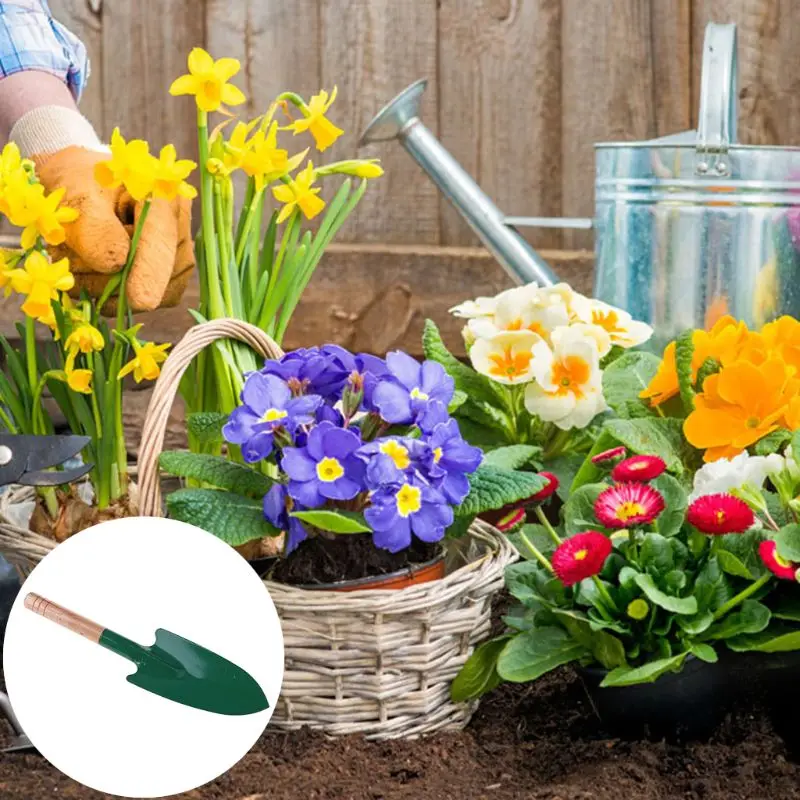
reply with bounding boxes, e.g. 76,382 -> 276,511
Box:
423,281 -> 653,527
0,139 -> 173,567
454,313 -> 800,740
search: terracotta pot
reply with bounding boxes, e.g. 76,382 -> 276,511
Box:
297,552 -> 446,592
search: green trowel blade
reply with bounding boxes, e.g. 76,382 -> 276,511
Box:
99,628 -> 269,716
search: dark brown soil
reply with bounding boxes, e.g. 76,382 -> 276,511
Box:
29,490 -> 137,543
270,532 -> 440,585
1,668 -> 799,799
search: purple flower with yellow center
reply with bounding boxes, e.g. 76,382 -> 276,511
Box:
223,372 -> 322,463
281,420 -> 365,508
372,351 -> 454,426
365,474 -> 454,553
424,420 -> 483,503
357,436 -> 431,484
263,484 -> 308,555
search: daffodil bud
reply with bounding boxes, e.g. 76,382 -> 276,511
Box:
206,158 -> 228,178
315,159 -> 384,179
627,598 -> 649,621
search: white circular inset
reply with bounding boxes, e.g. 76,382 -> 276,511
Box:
4,516 -> 283,798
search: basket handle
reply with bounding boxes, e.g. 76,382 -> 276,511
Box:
137,319 -> 284,517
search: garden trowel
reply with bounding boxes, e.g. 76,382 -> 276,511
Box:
24,593 -> 269,716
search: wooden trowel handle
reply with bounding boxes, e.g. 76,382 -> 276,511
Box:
24,593 -> 103,644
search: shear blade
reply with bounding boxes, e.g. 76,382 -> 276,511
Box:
17,462 -> 93,486
22,435 -> 90,472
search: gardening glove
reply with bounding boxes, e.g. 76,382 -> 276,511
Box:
9,105 -> 195,313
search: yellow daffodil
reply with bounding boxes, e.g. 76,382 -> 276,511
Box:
152,144 -> 197,201
272,162 -> 325,223
1,181 -> 79,249
289,88 -> 343,151
316,159 -> 384,179
6,251 -> 74,319
118,339 -> 171,383
66,367 -> 93,394
65,322 -> 105,355
242,123 -> 307,191
94,128 -> 157,202
169,48 -> 246,113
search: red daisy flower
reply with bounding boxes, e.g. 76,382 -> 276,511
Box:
530,472 -> 559,503
592,446 -> 627,466
496,507 -> 526,532
552,531 -> 612,587
611,455 -> 666,483
759,540 -> 797,581
594,482 -> 665,529
686,493 -> 754,535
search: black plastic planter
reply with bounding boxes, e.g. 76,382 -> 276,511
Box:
578,656 -> 733,742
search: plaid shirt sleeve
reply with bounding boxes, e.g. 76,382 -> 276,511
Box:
0,1 -> 89,100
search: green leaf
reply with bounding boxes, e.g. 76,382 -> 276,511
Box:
562,483 -> 606,535
422,319 -> 504,407
716,530 -> 767,579
496,626 -> 587,683
695,555 -> 734,613
601,351 -> 662,418
717,549 -> 754,580
545,453 -> 585,502
186,412 -> 228,445
675,329 -> 696,412
570,430 -> 619,491
449,390 -> 468,413
453,415 -> 512,448
457,465 -> 547,517
633,573 -> 698,615
504,561 -> 549,606
639,533 -> 682,577
553,610 -> 627,670
166,488 -> 279,546
158,451 -> 274,497
776,524 -> 800,562
451,636 -> 512,702
728,624 -> 800,653
689,643 -> 718,663
773,595 -> 800,622
508,524 -> 557,561
290,509 -> 371,534
677,611 -> 714,635
600,652 -> 688,687
482,445 -> 542,471
703,599 -> 770,641
603,417 -> 688,475
755,428 -> 792,456
652,473 -> 687,537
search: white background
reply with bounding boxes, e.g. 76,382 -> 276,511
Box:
3,516 -> 283,798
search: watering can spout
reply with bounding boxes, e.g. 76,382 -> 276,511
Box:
360,80 -> 560,287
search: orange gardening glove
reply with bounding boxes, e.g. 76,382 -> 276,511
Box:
11,106 -> 195,313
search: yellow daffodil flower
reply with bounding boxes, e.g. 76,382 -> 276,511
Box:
95,128 -> 157,202
213,119 -> 258,175
272,162 -> 325,223
242,123 -> 307,191
289,88 -> 343,151
152,144 -> 197,201
65,322 -> 105,355
6,251 -> 74,319
1,181 -> 79,249
66,367 -> 93,394
169,48 -> 246,113
118,339 -> 171,383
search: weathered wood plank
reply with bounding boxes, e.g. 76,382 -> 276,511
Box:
321,0 -> 440,244
0,245 -> 595,357
691,0 -> 800,146
561,0 -> 692,250
437,0 -> 562,250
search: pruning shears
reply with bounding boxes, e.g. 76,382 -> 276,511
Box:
0,433 -> 93,752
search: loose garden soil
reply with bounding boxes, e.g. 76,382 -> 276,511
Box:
1,667 -> 799,799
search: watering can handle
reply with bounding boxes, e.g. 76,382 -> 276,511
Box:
696,22 -> 738,176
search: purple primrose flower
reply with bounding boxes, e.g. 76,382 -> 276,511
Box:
282,421 -> 366,508
223,373 -> 322,463
357,436 -> 431,484
424,419 -> 483,503
372,351 -> 454,427
263,484 -> 308,555
364,474 -> 454,553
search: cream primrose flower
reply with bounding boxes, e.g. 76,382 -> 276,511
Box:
539,283 -> 593,323
584,299 -> 653,349
688,451 -> 773,503
524,326 -> 606,430
469,329 -> 540,385
569,321 -> 612,358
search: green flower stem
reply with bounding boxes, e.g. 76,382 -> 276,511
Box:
276,91 -> 309,114
591,576 -> 619,615
534,505 -> 562,546
24,315 -> 37,402
0,406 -> 17,434
712,573 -> 772,621
516,527 -> 554,574
542,427 -> 571,461
234,187 -> 261,268
115,198 -> 152,331
197,109 -> 225,319
212,183 -> 233,316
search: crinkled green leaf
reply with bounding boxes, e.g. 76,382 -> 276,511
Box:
634,573 -> 697,615
600,652 -> 688,687
604,418 -> 688,475
601,351 -> 662,419
755,429 -> 792,456
496,626 -> 587,682
457,465 -> 547,517
290,509 -> 371,534
451,635 -> 512,702
482,445 -> 542,471
159,451 -> 274,497
166,488 -> 279,546
186,412 -> 229,445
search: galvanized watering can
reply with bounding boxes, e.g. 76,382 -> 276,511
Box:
360,22 -> 800,348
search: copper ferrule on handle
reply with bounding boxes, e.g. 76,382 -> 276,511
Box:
24,593 -> 103,644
